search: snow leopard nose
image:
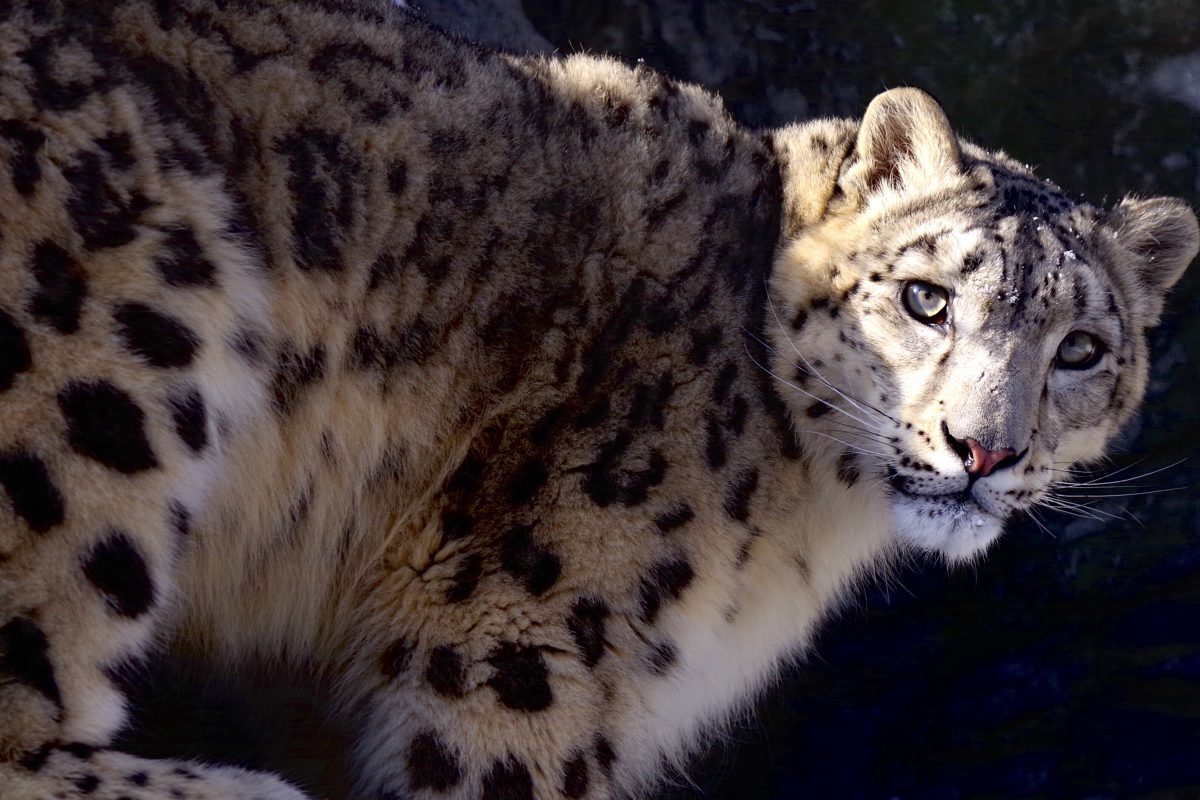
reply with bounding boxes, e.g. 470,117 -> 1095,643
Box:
942,423 -> 1018,478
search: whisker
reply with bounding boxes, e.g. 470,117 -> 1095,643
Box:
1040,496 -> 1121,522
828,423 -> 895,446
798,428 -> 894,459
760,290 -> 884,424
1054,459 -> 1187,488
744,344 -> 880,431
1027,508 -> 1058,539
1050,486 -> 1188,500
757,283 -> 901,426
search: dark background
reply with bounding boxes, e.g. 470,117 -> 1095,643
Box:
122,2 -> 1200,798
415,1 -> 1200,798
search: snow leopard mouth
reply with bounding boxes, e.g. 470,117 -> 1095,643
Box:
886,472 -> 1009,523
886,472 -> 1011,560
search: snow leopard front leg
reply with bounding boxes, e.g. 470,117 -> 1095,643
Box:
344,499 -> 628,800
0,110 -> 309,799
341,431 -> 719,800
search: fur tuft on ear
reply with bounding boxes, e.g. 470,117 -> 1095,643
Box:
839,88 -> 962,201
1104,196 -> 1199,321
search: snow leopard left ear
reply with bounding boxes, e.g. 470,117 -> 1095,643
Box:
839,87 -> 962,202
1103,196 -> 1199,321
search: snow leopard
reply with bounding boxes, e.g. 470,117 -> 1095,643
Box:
0,1 -> 1195,798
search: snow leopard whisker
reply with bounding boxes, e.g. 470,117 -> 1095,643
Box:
758,288 -> 901,426
1052,458 -> 1186,488
742,325 -> 886,429
1026,508 -> 1058,539
1048,486 -> 1187,500
1038,496 -> 1120,522
744,344 -> 883,431
798,428 -> 894,459
828,422 -> 895,445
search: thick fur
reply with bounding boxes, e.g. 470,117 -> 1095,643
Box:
0,2 -> 1195,799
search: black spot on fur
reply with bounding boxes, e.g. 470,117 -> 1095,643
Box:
426,645 -> 466,698
168,388 -> 208,454
594,735 -> 616,776
723,468 -> 759,522
487,641 -> 552,712
562,751 -> 589,798
0,119 -> 46,195
704,414 -> 726,469
430,128 -> 467,156
0,310 -> 32,391
499,525 -> 561,596
806,401 -> 831,418
837,452 -> 860,486
580,432 -> 668,508
276,130 -> 362,270
572,397 -> 611,430
408,731 -> 462,792
63,151 -> 145,249
647,640 -> 678,675
446,553 -> 484,603
713,361 -> 738,405
387,162 -> 407,194
73,773 -> 100,794
127,772 -> 149,787
440,509 -> 473,543
507,460 -> 549,506
96,132 -> 135,172
230,328 -> 263,365
59,381 -> 158,474
0,451 -> 65,533
446,453 -> 482,496
568,596 -> 608,668
83,531 -> 155,618
579,280 -> 645,391
647,190 -> 687,232
380,636 -> 412,680
21,37 -> 103,112
961,251 -> 985,275
29,240 -> 87,334
654,504 -> 694,533
271,343 -> 326,414
638,558 -> 694,624
482,756 -> 535,800
725,395 -> 748,435
115,302 -> 199,368
155,225 -> 217,287
529,405 -> 565,446
0,617 -> 61,706
688,325 -> 721,366
17,744 -> 54,771
168,501 -> 191,539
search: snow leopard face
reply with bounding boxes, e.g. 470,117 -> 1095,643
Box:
771,89 -> 1198,562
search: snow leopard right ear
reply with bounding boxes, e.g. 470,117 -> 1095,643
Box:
839,88 -> 962,202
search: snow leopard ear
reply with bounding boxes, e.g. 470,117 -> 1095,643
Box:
839,88 -> 962,201
1103,196 -> 1199,321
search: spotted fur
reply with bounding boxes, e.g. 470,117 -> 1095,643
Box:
0,2 -> 1195,799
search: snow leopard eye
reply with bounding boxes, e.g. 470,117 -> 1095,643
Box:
1055,330 -> 1104,369
902,280 -> 949,324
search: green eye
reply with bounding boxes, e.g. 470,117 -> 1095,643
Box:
902,281 -> 950,324
1056,331 -> 1104,369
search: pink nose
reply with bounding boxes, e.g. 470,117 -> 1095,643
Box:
963,438 -> 1016,478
